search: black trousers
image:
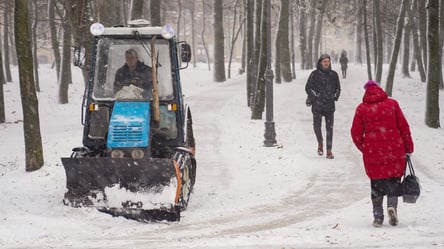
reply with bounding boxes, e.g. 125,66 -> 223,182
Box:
312,111 -> 334,150
370,178 -> 402,218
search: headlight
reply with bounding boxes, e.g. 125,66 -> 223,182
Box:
111,149 -> 125,158
161,25 -> 175,39
90,22 -> 105,36
131,149 -> 145,159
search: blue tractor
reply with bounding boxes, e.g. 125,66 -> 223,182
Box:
61,21 -> 196,221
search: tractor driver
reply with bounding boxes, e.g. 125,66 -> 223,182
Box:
114,48 -> 153,99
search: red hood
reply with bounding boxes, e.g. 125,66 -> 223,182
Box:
362,86 -> 387,103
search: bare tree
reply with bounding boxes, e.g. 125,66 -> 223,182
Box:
227,0 -> 245,79
29,0 -> 40,92
355,0 -> 363,64
298,0 -> 308,69
99,0 -> 123,26
201,0 -> 211,70
246,0 -> 255,105
14,0 -> 44,171
410,0 -> 426,82
130,0 -> 144,20
385,0 -> 409,96
425,0 -> 441,128
290,1 -> 296,79
58,3 -> 73,104
274,0 -> 291,82
176,0 -> 182,41
251,0 -> 268,119
0,44 -> 5,123
213,0 -> 226,82
313,0 -> 326,66
372,0 -> 383,83
306,0 -> 317,69
150,0 -> 161,26
402,0 -> 413,78
3,0 -> 13,82
70,0 -> 94,86
418,0 -> 427,70
48,0 -> 61,79
189,0 -> 197,68
363,0 -> 372,80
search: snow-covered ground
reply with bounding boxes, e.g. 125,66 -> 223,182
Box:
1,62 -> 443,249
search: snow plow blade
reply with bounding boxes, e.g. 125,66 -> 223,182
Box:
61,157 -> 181,221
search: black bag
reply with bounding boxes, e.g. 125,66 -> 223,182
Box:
402,156 -> 421,203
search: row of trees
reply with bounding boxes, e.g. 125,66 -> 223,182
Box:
0,0 -> 442,171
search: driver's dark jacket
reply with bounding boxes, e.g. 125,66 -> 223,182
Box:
305,57 -> 341,113
114,61 -> 152,94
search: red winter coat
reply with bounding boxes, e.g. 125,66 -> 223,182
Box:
350,86 -> 414,179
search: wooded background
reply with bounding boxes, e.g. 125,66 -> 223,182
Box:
0,0 -> 442,171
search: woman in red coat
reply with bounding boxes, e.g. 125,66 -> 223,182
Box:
351,80 -> 414,227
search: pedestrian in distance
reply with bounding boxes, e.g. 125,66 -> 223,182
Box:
305,54 -> 341,159
350,80 -> 414,228
339,50 -> 348,79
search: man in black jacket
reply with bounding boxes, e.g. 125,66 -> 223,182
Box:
114,48 -> 152,98
305,54 -> 341,159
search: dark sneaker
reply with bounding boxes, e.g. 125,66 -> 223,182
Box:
387,207 -> 399,226
326,150 -> 334,159
372,217 -> 383,227
317,144 -> 323,156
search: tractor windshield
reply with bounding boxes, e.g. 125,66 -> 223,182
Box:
92,38 -> 174,101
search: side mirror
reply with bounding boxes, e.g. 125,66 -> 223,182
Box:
180,43 -> 192,63
73,46 -> 85,68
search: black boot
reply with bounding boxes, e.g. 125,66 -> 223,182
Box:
372,195 -> 384,227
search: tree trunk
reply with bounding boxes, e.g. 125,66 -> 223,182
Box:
3,1 -> 13,82
313,0 -> 326,67
418,0 -> 427,70
274,12 -> 282,84
213,0 -> 226,82
374,0 -> 383,83
299,0 -> 307,69
14,0 -> 44,171
254,0 -> 262,71
425,0 -> 441,128
69,0 -> 94,87
190,0 -> 197,68
251,0 -> 267,119
290,1 -> 296,79
99,0 -> 122,26
410,0 -> 426,82
439,0 -> 444,89
363,0 -> 372,80
150,0 -> 161,26
0,46 -> 5,123
246,0 -> 255,106
58,7 -> 72,104
130,0 -> 144,20
276,0 -> 291,82
48,0 -> 61,79
176,0 -> 182,42
402,0 -> 413,78
30,0 -> 40,92
385,0 -> 409,97
355,0 -> 363,64
228,0 -> 242,79
201,0 -> 211,70
306,0 -> 317,69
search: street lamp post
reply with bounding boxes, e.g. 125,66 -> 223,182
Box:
263,0 -> 277,147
